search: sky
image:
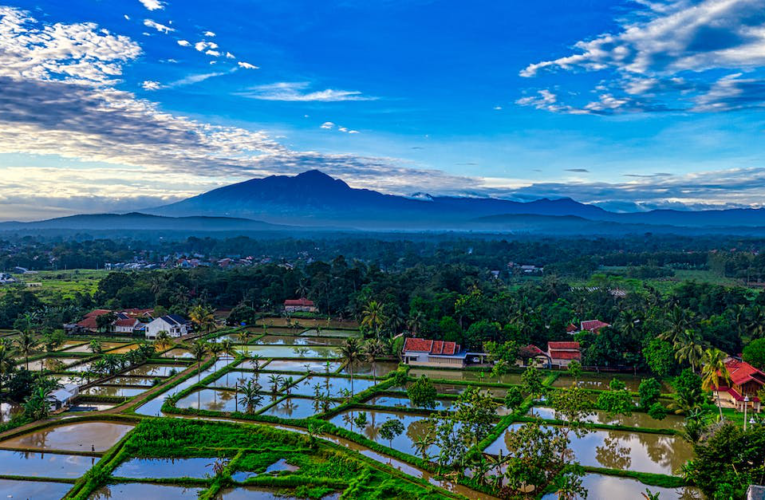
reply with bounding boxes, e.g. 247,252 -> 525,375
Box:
2,0 -> 765,220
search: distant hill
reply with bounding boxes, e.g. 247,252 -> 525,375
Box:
0,213 -> 286,232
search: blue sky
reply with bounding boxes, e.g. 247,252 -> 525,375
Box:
2,0 -> 765,219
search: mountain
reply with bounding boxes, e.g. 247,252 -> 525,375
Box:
0,213 -> 286,232
147,170 -> 610,229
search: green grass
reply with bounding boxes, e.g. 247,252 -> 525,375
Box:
0,269 -> 109,301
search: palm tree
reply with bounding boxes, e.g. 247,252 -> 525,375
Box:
208,342 -> 222,359
361,301 -> 386,339
189,340 -> 209,382
363,339 -> 385,383
384,306 -> 406,336
89,339 -> 103,354
701,348 -> 730,422
341,338 -> 362,394
190,305 -> 216,336
675,329 -> 705,373
238,380 -> 263,414
268,374 -> 283,394
296,279 -> 310,299
154,330 -> 173,351
0,342 -> 16,395
249,354 -> 263,371
219,339 -> 237,359
660,306 -> 693,345
239,329 -> 253,345
16,331 -> 38,371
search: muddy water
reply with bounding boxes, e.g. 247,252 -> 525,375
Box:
113,457 -> 215,478
25,357 -> 83,371
57,340 -> 88,351
262,396 -> 336,419
175,388 -> 280,413
0,449 -> 99,477
329,409 -> 441,458
236,345 -> 341,358
81,385 -> 146,397
301,329 -> 360,338
61,343 -> 98,353
134,358 -> 234,417
485,424 -> 693,475
258,359 -> 342,373
161,348 -> 194,359
364,394 -> 454,411
0,479 -> 72,498
541,473 -> 702,499
67,361 -> 98,373
409,368 -> 523,385
0,422 -> 135,453
90,483 -> 203,499
124,364 -> 186,377
255,335 -> 346,346
531,406 -> 686,430
97,342 -> 130,351
552,375 -> 673,393
343,361 -> 399,377
105,345 -> 140,355
216,488 -> 341,500
289,375 -> 377,398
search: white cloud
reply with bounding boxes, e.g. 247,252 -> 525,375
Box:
242,82 -> 376,102
177,39 -> 191,47
321,122 -> 359,134
141,80 -> 162,91
225,52 -> 235,59
238,61 -> 258,70
124,15 -> 131,20
194,41 -> 217,52
204,31 -> 216,37
320,122 -> 335,129
205,50 -> 220,57
138,0 -> 165,11
143,19 -> 174,34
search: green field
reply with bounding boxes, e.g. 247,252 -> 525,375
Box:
0,269 -> 109,301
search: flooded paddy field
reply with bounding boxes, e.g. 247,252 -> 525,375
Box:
113,457 -> 215,478
0,421 -> 135,453
161,348 -> 194,359
485,424 -> 692,475
362,394 -> 455,411
0,448 -> 99,477
25,357 -> 84,371
1,401 -> 22,423
89,482 -> 204,499
209,369 -> 265,388
0,479 -> 72,498
217,487 -> 341,500
531,406 -> 686,430
343,361 -> 399,377
258,359 -> 342,373
301,329 -> 360,338
262,396 -> 336,419
552,374 -> 674,393
102,376 -> 159,387
392,382 -> 507,399
236,345 -> 341,358
408,368 -> 523,385
81,385 -> 147,397
541,473 -> 702,499
254,334 -> 347,346
123,364 -> 186,377
57,340 -> 89,351
175,388 -> 280,413
66,402 -> 119,412
288,375 -> 377,398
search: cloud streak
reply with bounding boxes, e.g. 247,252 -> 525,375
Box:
241,82 -> 377,102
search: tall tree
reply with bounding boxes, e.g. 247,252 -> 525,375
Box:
701,348 -> 730,422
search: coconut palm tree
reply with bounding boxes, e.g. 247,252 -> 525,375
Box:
154,330 -> 173,351
341,338 -> 362,394
0,342 -> 16,395
660,306 -> 693,345
406,311 -> 425,336
15,331 -> 38,371
675,329 -> 706,373
237,379 -> 263,414
701,348 -> 730,422
89,339 -> 103,354
361,301 -> 386,339
189,340 -> 209,382
363,338 -> 385,383
296,279 -> 310,299
189,305 -> 216,336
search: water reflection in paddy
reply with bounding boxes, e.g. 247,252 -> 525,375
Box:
216,487 -> 341,500
409,368 -> 522,385
255,335 -> 346,346
123,364 -> 185,377
343,361 -> 399,377
302,329 -> 359,338
485,424 -> 692,475
81,385 -> 146,397
0,449 -> 99,477
25,357 -> 83,371
113,457 -> 215,478
541,473 -> 702,499
394,382 -> 507,399
105,345 -> 140,355
102,376 -> 159,387
552,375 -> 673,393
262,397 -> 336,419
58,340 -> 88,351
161,348 -> 194,359
90,483 -> 203,499
210,370 -> 264,388
175,388 -> 280,413
364,394 -> 454,411
66,402 -> 118,412
236,345 -> 341,358
0,479 -> 72,498
258,359 -> 341,373
531,406 -> 686,430
0,421 -> 135,452
329,409 -> 440,457
290,375 -> 377,398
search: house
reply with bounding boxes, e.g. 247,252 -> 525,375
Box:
0,272 -> 16,284
112,314 -> 144,335
518,345 -> 551,368
713,357 -> 765,413
579,320 -> 610,333
401,337 -> 488,367
284,298 -> 317,313
72,309 -> 151,334
547,341 -> 581,368
74,309 -> 113,333
48,384 -> 78,411
145,314 -> 191,339
747,485 -> 765,500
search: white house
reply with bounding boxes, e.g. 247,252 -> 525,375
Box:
0,273 -> 16,284
145,314 -> 190,339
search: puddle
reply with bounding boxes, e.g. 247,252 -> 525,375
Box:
123,364 -> 186,377
289,375 -> 377,398
0,449 -> 99,477
363,394 -> 454,411
81,385 -> 146,398
89,483 -> 203,499
531,406 -> 686,430
262,397 -> 335,419
0,421 -> 135,452
0,479 -> 72,498
343,361 -> 399,377
485,424 -> 693,476
236,345 -> 341,359
113,457 -> 216,478
541,473 -> 702,499
258,359 -> 342,373
175,388 -> 279,413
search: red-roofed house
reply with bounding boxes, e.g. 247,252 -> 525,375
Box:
714,357 -> 765,412
402,337 -> 480,367
580,320 -> 610,333
284,298 -> 317,313
518,344 -> 551,368
547,341 -> 581,368
566,323 -> 578,334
